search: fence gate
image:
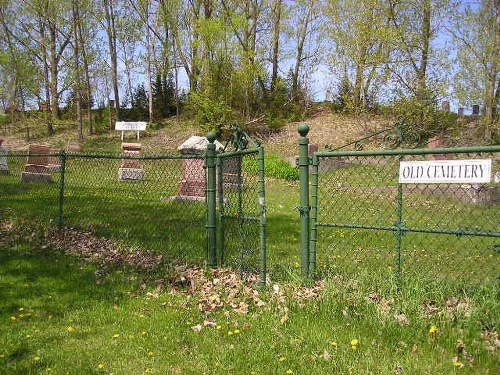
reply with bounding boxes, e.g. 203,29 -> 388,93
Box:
216,136 -> 266,285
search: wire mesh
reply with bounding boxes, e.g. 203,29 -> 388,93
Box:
314,150 -> 499,289
1,152 -> 207,262
218,150 -> 262,274
1,152 -> 61,223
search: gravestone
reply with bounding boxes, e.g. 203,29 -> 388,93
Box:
0,139 -> 9,175
173,136 -> 224,201
48,148 -> 61,172
441,101 -> 450,112
67,140 -> 81,153
325,90 -> 332,102
458,107 -> 464,116
118,142 -> 144,180
427,137 -> 449,160
21,144 -> 53,183
472,105 -> 480,115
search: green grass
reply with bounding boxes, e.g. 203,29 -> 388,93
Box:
1,150 -> 499,374
0,239 -> 498,374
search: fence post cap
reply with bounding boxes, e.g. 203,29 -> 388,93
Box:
206,131 -> 217,143
298,123 -> 310,137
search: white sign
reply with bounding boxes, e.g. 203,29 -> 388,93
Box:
115,121 -> 147,141
399,159 -> 492,184
115,121 -> 147,131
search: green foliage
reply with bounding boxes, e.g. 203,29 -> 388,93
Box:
332,74 -> 354,113
392,96 -> 459,142
188,92 -> 233,133
152,73 -> 177,120
244,153 -> 298,181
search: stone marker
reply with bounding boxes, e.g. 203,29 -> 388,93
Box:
21,144 -> 53,183
458,107 -> 464,116
0,139 -> 9,175
67,140 -> 81,153
48,148 -> 61,172
472,105 -> 479,115
118,142 -> 144,180
427,137 -> 449,160
172,136 -> 224,201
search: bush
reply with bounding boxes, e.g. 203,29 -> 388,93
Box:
188,92 -> 234,134
243,153 -> 299,181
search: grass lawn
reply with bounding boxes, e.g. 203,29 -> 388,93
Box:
1,237 -> 499,375
1,146 -> 499,374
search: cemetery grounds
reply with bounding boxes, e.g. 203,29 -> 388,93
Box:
1,134 -> 499,374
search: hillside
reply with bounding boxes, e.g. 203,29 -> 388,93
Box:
0,110 -> 492,155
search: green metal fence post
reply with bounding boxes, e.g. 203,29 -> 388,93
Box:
258,146 -> 267,287
395,121 -> 405,290
217,156 -> 226,265
206,132 -> 218,268
58,150 -> 67,231
309,154 -> 319,276
298,123 -> 310,278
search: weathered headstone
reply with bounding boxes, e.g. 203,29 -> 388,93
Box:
472,105 -> 480,115
0,139 -> 9,175
458,107 -> 464,116
118,142 -> 144,180
173,136 -> 224,201
325,90 -> 332,102
48,148 -> 61,172
21,144 -> 53,183
427,137 -> 449,160
67,140 -> 81,153
441,101 -> 450,112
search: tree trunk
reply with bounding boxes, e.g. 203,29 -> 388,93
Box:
270,0 -> 282,92
49,22 -> 60,122
292,3 -> 312,100
484,0 -> 500,140
76,4 -> 93,135
104,0 -> 120,122
416,0 -> 431,103
73,0 -> 84,142
40,21 -> 54,135
144,0 -> 154,121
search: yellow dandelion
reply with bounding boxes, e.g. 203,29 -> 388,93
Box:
330,341 -> 338,347
142,331 -> 147,336
19,308 -> 25,312
145,369 -> 151,374
216,325 -> 222,330
147,351 -> 154,357
286,370 -> 294,375
429,325 -> 438,334
10,316 -> 16,321
234,329 -> 240,334
228,331 -> 233,336
112,333 -> 120,338
97,363 -> 104,369
67,326 -> 75,333
453,360 -> 463,368
33,356 -> 42,363
26,334 -> 32,338
0,354 -> 5,359
279,356 -> 287,362
350,339 -> 359,346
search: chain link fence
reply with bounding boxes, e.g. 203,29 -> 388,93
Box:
217,148 -> 266,280
1,152 -> 207,262
310,148 -> 499,290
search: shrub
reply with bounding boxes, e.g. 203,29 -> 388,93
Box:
243,153 -> 299,181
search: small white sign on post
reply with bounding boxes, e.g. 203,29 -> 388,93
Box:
399,159 -> 492,184
115,121 -> 147,141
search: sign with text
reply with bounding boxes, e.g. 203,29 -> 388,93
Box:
115,121 -> 147,131
399,159 -> 492,184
